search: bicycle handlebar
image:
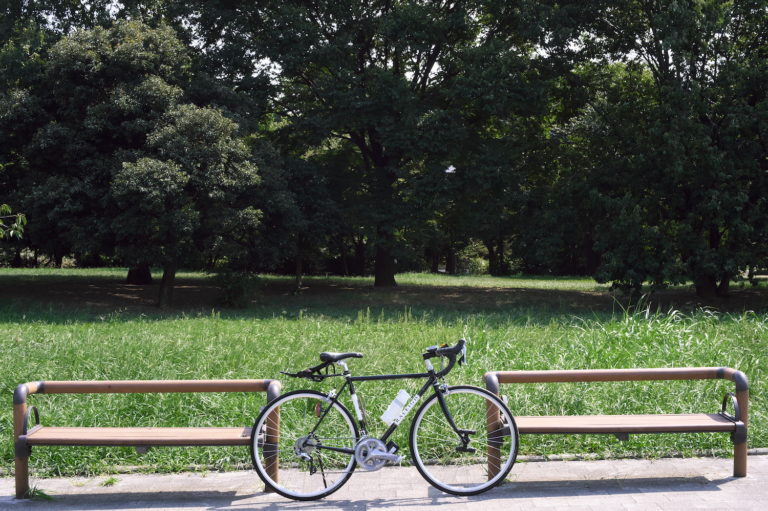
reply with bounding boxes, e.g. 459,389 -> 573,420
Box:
423,339 -> 465,360
424,339 -> 466,378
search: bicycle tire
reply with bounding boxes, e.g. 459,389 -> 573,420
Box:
250,389 -> 359,500
409,385 -> 518,495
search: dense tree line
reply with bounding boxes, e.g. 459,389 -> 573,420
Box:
1,1 -> 766,302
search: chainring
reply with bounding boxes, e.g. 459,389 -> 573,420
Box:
354,437 -> 388,471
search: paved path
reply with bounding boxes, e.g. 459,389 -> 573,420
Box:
1,455 -> 766,510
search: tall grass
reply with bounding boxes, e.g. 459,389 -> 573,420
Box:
1,296 -> 765,477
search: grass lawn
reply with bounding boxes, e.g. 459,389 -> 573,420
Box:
0,268 -> 766,477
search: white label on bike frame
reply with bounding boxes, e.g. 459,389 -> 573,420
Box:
392,395 -> 422,426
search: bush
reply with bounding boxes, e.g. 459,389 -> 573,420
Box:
456,242 -> 489,275
213,271 -> 261,308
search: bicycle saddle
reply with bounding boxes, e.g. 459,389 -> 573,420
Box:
320,351 -> 363,363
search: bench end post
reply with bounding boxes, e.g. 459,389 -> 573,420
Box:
264,379 -> 282,492
484,372 -> 500,396
13,383 -> 32,499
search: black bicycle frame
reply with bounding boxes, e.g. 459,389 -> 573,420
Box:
310,363 -> 465,455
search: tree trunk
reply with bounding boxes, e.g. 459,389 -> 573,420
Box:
445,249 -> 457,275
496,238 -> 506,275
126,263 -> 153,285
53,248 -> 64,268
295,258 -> 303,292
374,245 -> 397,287
717,276 -> 730,297
12,249 -> 22,268
339,238 -> 349,276
429,249 -> 440,273
294,246 -> 304,293
354,237 -> 367,276
158,263 -> 177,307
695,275 -> 717,299
485,240 -> 497,275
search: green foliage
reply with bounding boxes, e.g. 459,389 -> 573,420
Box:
112,103 -> 261,282
2,21 -> 193,262
213,271 -> 262,308
177,0 -> 557,285
2,20 -> 266,292
2,1 -> 768,296
531,1 -> 768,293
0,203 -> 26,239
456,242 -> 490,275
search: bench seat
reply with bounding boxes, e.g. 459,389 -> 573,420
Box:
25,426 -> 253,447
485,367 -> 749,478
13,379 -> 282,499
515,413 -> 737,434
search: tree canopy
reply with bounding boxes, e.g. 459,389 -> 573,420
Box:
2,0 -> 767,299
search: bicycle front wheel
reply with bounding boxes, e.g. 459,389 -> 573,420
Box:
409,385 -> 518,495
250,390 -> 358,500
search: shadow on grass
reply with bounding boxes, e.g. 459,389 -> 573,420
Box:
2,271 -> 767,326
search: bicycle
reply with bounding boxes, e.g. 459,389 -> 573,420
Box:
250,339 -> 519,500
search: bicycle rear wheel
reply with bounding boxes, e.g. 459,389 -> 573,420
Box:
409,385 -> 518,495
250,390 -> 358,500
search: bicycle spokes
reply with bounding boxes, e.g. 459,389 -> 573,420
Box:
251,391 -> 357,500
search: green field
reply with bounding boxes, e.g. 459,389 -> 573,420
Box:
1,269 -> 765,477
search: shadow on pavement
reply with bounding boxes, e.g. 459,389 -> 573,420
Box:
1,476 -> 736,510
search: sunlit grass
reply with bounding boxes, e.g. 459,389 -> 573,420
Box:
0,267 -> 205,281
259,272 -> 610,291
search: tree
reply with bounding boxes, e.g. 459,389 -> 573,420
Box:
575,0 -> 768,296
112,104 -> 261,306
2,21 -> 193,268
173,0 -> 552,286
2,20 -> 266,304
514,1 -> 768,293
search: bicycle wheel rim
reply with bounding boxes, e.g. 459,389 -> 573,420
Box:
251,390 -> 358,500
409,385 -> 518,495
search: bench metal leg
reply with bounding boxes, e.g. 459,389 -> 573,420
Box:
15,453 -> 30,499
734,441 -> 747,477
734,388 -> 749,477
486,402 -> 502,480
264,406 -> 280,492
264,381 -> 281,492
13,385 -> 31,499
484,373 -> 501,480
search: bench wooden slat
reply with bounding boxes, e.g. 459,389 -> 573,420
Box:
39,380 -> 272,394
515,413 -> 736,434
26,426 -> 253,446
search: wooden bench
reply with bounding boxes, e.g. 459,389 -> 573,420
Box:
13,379 -> 282,499
484,367 -> 748,478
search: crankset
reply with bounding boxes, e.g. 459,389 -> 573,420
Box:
354,437 -> 402,471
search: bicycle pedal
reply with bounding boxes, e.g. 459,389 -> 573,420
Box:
370,450 -> 402,464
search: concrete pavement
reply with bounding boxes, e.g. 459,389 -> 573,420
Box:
1,454 -> 766,510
